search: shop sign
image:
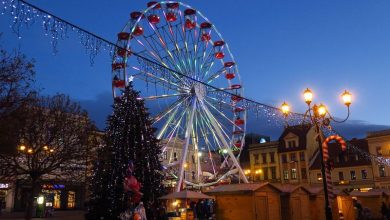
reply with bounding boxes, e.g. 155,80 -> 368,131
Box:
42,184 -> 65,189
0,183 -> 9,189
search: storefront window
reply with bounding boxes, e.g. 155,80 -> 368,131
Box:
54,191 -> 61,209
67,191 -> 76,208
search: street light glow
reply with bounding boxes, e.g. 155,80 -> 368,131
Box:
342,90 -> 352,106
281,102 -> 290,116
303,88 -> 313,105
318,104 -> 327,117
19,145 -> 26,151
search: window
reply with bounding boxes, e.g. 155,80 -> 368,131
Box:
53,190 -> 61,209
67,191 -> 76,209
377,147 -> 382,156
317,173 -> 322,181
299,152 -> 305,161
290,153 -> 296,162
379,165 -> 386,177
192,171 -> 195,180
361,170 -> 368,179
291,168 -> 297,179
283,170 -> 289,180
350,171 -> 356,180
254,154 -> 259,164
270,152 -> 275,163
262,153 -> 267,164
339,172 -> 344,181
270,167 -> 276,179
163,151 -> 168,160
301,168 -> 307,179
355,154 -> 359,161
192,155 -> 195,164
173,152 -> 178,161
287,140 -> 296,148
264,168 -> 268,180
282,154 -> 287,163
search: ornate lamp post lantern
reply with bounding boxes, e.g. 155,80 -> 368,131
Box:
281,88 -> 352,220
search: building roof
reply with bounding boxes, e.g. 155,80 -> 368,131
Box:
271,183 -> 303,193
367,129 -> 390,138
249,141 -> 279,151
310,138 -> 371,170
206,182 -> 280,194
278,124 -> 312,153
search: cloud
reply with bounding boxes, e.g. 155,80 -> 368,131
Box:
78,92 -> 113,130
77,93 -> 390,140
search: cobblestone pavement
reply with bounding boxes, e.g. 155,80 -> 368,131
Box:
0,210 -> 85,220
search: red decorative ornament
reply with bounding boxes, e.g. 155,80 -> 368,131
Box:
235,118 -> 245,126
234,141 -> 242,148
231,95 -> 243,102
185,19 -> 196,29
133,25 -> 144,36
201,33 -> 211,42
214,52 -> 225,59
117,32 -> 131,40
113,79 -> 125,88
148,14 -> 160,24
166,12 -> 177,22
225,73 -> 235,80
147,1 -> 161,9
130,11 -> 143,20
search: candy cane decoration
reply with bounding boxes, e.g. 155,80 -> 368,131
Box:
322,135 -> 347,208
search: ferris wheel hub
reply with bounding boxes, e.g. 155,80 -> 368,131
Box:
192,83 -> 206,101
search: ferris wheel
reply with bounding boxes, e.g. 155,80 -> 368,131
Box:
111,1 -> 248,190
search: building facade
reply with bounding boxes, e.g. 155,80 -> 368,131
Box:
367,129 -> 390,188
309,138 -> 374,191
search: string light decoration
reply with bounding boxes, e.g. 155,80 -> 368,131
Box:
86,84 -> 164,219
3,0 -> 389,169
0,0 -> 307,122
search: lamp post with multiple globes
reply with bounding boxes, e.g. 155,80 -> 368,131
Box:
281,88 -> 352,220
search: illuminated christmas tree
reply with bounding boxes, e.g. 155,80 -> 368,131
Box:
86,84 -> 164,219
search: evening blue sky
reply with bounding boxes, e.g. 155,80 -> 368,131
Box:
1,0 -> 390,138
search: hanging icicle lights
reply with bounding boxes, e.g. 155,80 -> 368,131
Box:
0,0 -> 308,124
4,0 -> 387,169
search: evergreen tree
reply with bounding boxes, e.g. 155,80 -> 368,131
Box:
86,84 -> 164,219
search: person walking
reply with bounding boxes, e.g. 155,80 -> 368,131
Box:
381,202 -> 388,220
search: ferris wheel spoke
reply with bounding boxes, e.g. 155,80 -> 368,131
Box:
198,106 -> 232,172
156,108 -> 180,140
163,23 -> 193,75
138,93 -> 186,101
205,68 -> 226,84
199,101 -> 248,183
131,66 -> 185,91
153,96 -> 188,124
162,107 -> 188,153
146,26 -> 187,75
176,98 -> 197,192
203,99 -> 242,130
205,95 -> 236,109
197,111 -> 219,177
130,74 -> 183,95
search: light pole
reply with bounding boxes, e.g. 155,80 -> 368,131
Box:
281,88 -> 352,220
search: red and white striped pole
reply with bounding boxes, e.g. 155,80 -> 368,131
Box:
322,135 -> 346,208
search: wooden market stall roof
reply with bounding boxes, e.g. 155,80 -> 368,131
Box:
206,183 -> 282,195
158,190 -> 214,200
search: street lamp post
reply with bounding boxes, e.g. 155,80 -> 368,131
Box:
281,88 -> 352,220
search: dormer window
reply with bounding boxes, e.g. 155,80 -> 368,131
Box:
287,140 -> 297,148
